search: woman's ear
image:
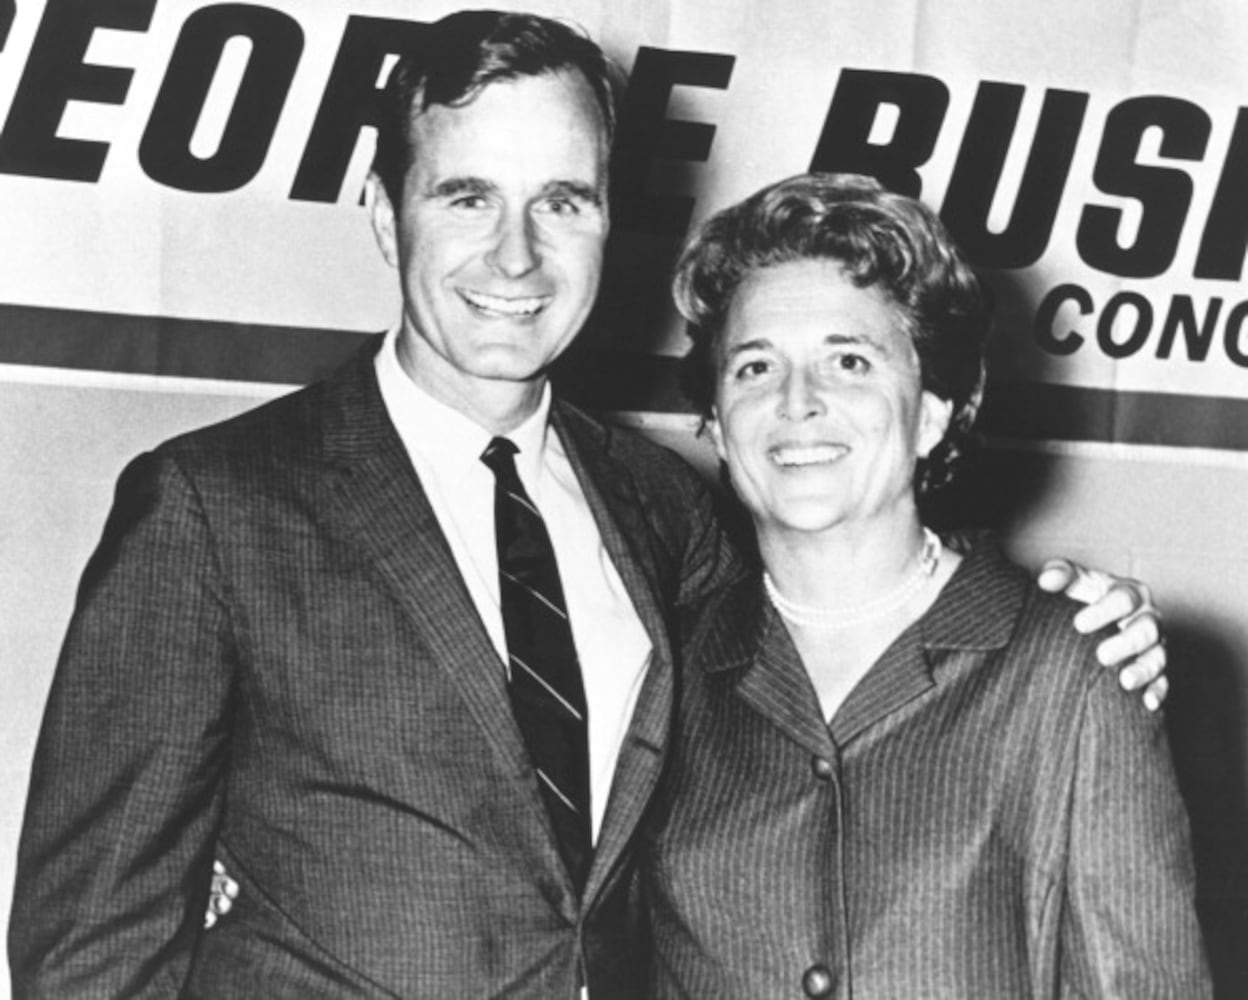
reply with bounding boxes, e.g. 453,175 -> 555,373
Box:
707,407 -> 729,463
916,391 -> 954,459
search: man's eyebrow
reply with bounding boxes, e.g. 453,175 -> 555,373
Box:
542,180 -> 603,206
427,177 -> 495,199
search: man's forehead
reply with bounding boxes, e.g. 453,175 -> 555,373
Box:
404,73 -> 610,186
408,70 -> 609,143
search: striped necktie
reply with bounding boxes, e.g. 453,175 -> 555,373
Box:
481,437 -> 592,889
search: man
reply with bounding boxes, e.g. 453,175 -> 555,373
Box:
9,10 -> 1164,999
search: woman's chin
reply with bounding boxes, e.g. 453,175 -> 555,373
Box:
757,502 -> 851,538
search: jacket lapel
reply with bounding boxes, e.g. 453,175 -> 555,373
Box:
694,577 -> 840,761
314,344 -> 537,789
551,405 -> 677,902
827,628 -> 935,747
829,541 -> 1023,746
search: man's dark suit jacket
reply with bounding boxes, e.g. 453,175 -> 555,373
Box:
9,338 -> 740,998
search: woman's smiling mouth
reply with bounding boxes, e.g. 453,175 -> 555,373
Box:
767,442 -> 850,467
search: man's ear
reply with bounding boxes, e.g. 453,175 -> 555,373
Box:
364,172 -> 399,268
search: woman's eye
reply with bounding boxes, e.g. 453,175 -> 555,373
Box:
836,353 -> 871,374
735,359 -> 771,379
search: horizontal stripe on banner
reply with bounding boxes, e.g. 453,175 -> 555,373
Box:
0,303 -> 372,385
976,382 -> 1248,452
3,303 -> 1247,451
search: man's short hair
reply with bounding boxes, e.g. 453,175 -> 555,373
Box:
674,172 -> 992,494
372,9 -> 617,203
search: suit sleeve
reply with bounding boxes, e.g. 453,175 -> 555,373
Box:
671,467 -> 747,610
1061,667 -> 1212,998
9,451 -> 236,999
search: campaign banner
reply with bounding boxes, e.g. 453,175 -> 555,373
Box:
0,0 -> 1244,448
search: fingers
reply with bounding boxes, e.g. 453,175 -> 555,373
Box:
1110,641 -> 1168,706
204,860 -> 240,929
1040,557 -> 1168,711
1090,584 -> 1168,712
1142,673 -> 1169,713
1073,579 -> 1144,634
1036,558 -> 1077,594
1094,601 -> 1161,662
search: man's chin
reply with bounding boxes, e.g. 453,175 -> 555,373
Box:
463,339 -> 570,379
461,352 -> 556,387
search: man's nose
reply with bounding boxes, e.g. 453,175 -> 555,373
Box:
486,209 -> 540,278
778,368 -> 825,420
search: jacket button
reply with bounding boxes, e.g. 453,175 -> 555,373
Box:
811,756 -> 834,780
802,964 -> 834,997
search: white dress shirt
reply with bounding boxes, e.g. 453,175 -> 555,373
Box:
376,329 -> 653,842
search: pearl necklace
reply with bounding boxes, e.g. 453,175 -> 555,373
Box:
764,527 -> 943,631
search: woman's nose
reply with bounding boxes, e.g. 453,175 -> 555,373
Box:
778,368 -> 825,420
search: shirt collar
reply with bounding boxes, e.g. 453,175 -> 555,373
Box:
501,386 -> 552,487
376,326 -> 554,483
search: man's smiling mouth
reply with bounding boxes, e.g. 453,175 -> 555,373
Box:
460,289 -> 550,318
768,443 -> 849,467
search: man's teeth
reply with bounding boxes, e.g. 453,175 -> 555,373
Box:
770,444 -> 847,467
461,290 -> 547,316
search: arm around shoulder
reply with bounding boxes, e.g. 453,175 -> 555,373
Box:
10,449 -> 238,998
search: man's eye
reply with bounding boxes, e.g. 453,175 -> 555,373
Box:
450,194 -> 488,210
540,198 -> 580,216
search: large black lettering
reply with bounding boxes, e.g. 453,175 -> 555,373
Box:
0,0 -> 156,181
1155,295 -> 1220,361
0,0 -> 15,51
1033,283 -> 1090,356
808,69 -> 948,197
612,47 -> 734,237
1194,107 -> 1248,281
941,84 -> 1087,268
1076,96 -> 1211,278
290,16 -> 427,203
1225,301 -> 1248,367
1097,291 -> 1152,358
139,4 -> 302,193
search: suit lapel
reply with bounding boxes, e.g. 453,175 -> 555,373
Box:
314,377 -> 687,903
828,543 -> 1019,746
827,628 -> 934,747
694,578 -> 840,761
551,405 -> 676,902
703,577 -> 932,757
315,344 -> 537,789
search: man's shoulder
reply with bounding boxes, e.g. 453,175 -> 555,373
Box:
552,398 -> 711,491
154,339 -> 381,469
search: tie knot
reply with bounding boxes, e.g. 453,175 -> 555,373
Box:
481,437 -> 519,477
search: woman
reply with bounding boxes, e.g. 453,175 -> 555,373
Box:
643,173 -> 1209,997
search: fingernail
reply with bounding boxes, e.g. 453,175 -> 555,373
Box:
1144,691 -> 1160,712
